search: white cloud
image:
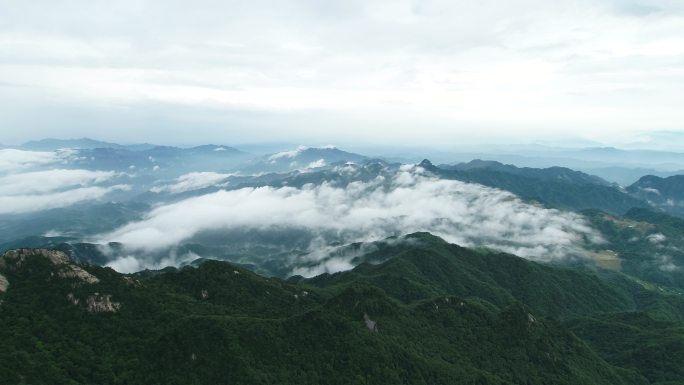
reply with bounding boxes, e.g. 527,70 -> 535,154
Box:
2,1 -> 683,145
304,159 -> 326,170
0,163 -> 126,215
0,169 -> 115,195
98,166 -> 601,271
150,171 -> 234,194
269,146 -> 309,161
0,148 -> 73,173
655,254 -> 680,272
0,184 -> 129,215
647,233 -> 667,243
105,251 -> 200,274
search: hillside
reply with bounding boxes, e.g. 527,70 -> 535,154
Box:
3,235 -> 684,384
421,160 -> 647,215
584,208 -> 684,291
628,175 -> 684,218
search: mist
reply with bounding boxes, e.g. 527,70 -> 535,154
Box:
99,165 -> 602,273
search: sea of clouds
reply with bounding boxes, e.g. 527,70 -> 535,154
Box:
0,149 -> 129,214
99,165 -> 603,275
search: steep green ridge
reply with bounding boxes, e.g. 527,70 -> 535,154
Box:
420,160 -> 647,215
568,313 -> 684,385
1,235 -> 682,384
303,233 -> 684,321
302,233 -> 637,318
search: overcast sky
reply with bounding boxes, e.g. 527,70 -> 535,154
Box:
1,0 -> 683,148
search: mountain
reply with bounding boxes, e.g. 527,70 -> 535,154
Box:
442,159 -> 611,186
583,207 -> 684,292
58,145 -> 252,176
420,160 -> 647,215
568,313 -> 684,384
627,175 -> 684,217
582,167 -> 684,187
241,146 -> 368,174
4,234 -> 678,384
20,138 -> 127,151
301,233 -> 684,320
0,201 -> 151,245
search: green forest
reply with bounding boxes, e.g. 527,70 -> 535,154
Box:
1,233 -> 683,384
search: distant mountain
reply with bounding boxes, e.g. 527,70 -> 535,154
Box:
442,159 -> 611,186
582,167 -> 684,187
4,234 -> 682,383
627,175 -> 684,217
59,145 -> 252,176
0,201 -> 151,245
584,208 -> 684,290
429,146 -> 684,184
241,146 -> 367,174
523,146 -> 684,167
421,160 -> 647,215
20,137 -> 127,151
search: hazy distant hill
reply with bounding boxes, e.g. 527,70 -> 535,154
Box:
241,146 -> 368,174
20,137 -> 128,151
442,159 -> 612,186
627,175 -> 684,217
421,160 -> 647,215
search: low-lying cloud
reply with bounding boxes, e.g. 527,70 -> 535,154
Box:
0,153 -> 129,214
106,251 -> 200,274
0,169 -> 116,195
0,148 -> 74,173
0,185 -> 129,215
98,166 -> 602,273
150,171 -> 234,194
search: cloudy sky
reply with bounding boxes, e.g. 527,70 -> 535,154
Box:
1,0 -> 683,147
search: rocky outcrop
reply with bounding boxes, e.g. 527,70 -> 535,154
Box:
0,273 -> 8,293
58,265 -> 100,284
67,292 -> 120,313
0,248 -> 71,269
363,312 -> 378,332
0,249 -> 99,285
86,293 -> 121,313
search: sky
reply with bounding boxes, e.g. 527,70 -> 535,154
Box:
1,0 -> 683,148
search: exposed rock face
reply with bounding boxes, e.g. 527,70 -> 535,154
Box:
0,273 -> 8,293
85,293 -> 121,313
0,249 -> 71,269
67,292 -> 120,313
0,249 -> 99,285
67,293 -> 80,305
59,265 -> 100,284
122,276 -> 141,287
364,312 -> 378,332
1,249 -> 118,313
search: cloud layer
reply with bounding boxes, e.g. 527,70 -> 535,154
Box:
0,149 -> 73,173
150,172 -> 233,194
2,1 -> 684,146
99,166 -> 601,272
0,150 -> 128,214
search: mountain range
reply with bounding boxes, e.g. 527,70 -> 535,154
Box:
2,138 -> 684,383
2,233 -> 683,384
